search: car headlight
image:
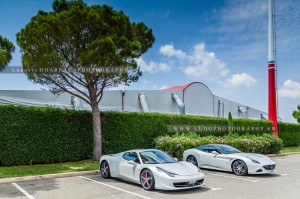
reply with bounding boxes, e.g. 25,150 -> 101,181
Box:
248,158 -> 260,164
156,167 -> 177,177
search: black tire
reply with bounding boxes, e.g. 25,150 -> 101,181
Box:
100,160 -> 111,179
186,155 -> 198,167
140,169 -> 155,191
232,160 -> 248,176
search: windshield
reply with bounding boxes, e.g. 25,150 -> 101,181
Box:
217,145 -> 241,154
139,150 -> 176,164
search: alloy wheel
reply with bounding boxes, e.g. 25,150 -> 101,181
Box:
140,169 -> 155,191
100,161 -> 111,178
187,155 -> 198,167
232,160 -> 248,176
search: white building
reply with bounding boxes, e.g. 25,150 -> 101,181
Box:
0,82 -> 268,120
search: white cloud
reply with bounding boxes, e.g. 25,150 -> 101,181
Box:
160,85 -> 168,90
159,44 -> 186,58
224,73 -> 257,88
278,79 -> 300,99
219,0 -> 268,22
136,57 -> 171,74
183,43 -> 229,77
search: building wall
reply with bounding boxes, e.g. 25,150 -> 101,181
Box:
184,83 -> 214,116
213,96 -> 267,120
0,82 -> 268,120
120,90 -> 183,114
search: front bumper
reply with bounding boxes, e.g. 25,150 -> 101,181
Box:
154,172 -> 205,190
248,164 -> 276,174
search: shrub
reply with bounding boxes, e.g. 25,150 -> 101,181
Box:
0,105 -> 274,166
278,122 -> 300,146
292,105 -> 300,123
154,133 -> 283,159
0,105 -> 93,166
100,112 -> 273,154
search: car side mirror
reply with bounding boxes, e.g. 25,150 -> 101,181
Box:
173,157 -> 178,161
127,160 -> 137,165
211,151 -> 219,155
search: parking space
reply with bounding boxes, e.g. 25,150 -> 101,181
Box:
1,154 -> 300,199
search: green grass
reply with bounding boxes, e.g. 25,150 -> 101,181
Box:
0,160 -> 99,179
280,146 -> 300,154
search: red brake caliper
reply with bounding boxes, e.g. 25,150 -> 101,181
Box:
143,172 -> 147,184
105,166 -> 109,174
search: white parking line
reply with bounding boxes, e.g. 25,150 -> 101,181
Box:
204,172 -> 260,183
201,185 -> 223,191
278,167 -> 300,171
79,176 -> 152,199
12,183 -> 35,199
276,173 -> 288,176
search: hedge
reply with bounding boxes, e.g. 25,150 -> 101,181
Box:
278,122 -> 300,146
100,112 -> 273,154
154,133 -> 283,159
0,105 -> 276,166
0,105 -> 93,166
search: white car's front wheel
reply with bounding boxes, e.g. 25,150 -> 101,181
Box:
100,161 -> 111,179
140,169 -> 155,191
186,155 -> 198,167
232,160 -> 248,176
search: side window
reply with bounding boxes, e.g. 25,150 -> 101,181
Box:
197,146 -> 208,153
198,146 -> 218,154
122,153 -> 130,161
206,146 -> 215,153
199,147 -> 204,152
206,146 -> 221,154
122,152 -> 140,163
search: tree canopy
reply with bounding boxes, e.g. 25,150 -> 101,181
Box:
0,35 -> 15,70
17,0 -> 155,160
293,105 -> 300,123
17,0 -> 154,100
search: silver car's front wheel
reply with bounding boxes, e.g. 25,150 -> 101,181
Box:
140,169 -> 155,191
232,160 -> 248,176
186,155 -> 198,167
100,161 -> 111,179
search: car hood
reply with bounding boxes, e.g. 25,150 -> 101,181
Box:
155,161 -> 199,176
235,153 -> 276,165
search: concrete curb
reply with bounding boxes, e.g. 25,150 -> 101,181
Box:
0,170 -> 99,184
267,152 -> 300,157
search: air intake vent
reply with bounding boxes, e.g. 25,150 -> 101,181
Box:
263,164 -> 276,170
173,179 -> 204,188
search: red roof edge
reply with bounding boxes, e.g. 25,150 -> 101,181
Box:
167,82 -> 202,90
167,82 -> 213,94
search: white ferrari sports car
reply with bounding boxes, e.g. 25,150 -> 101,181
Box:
100,149 -> 205,191
183,144 -> 276,176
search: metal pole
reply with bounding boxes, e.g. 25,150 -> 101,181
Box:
268,0 -> 278,137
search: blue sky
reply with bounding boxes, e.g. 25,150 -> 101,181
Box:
0,0 -> 300,122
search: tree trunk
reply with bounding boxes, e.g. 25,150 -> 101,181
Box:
91,101 -> 101,161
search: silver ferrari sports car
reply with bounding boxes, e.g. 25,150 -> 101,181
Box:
183,144 -> 276,176
100,149 -> 205,190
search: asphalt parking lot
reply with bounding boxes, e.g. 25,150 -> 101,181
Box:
1,154 -> 300,199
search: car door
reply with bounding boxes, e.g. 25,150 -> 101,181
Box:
196,146 -> 213,167
119,152 -> 140,183
206,146 -> 226,169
